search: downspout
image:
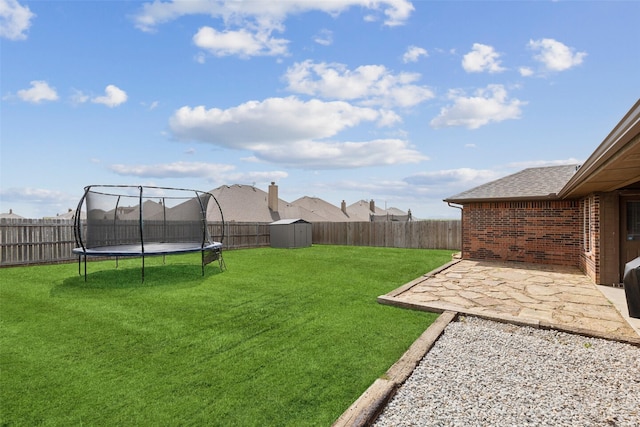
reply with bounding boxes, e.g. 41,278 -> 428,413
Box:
447,202 -> 463,257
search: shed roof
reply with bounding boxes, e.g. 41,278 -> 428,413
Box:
445,164 -> 578,203
270,219 -> 311,225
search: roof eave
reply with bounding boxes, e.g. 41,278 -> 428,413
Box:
444,193 -> 562,204
558,99 -> 640,198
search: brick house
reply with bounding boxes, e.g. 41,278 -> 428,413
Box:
445,99 -> 640,285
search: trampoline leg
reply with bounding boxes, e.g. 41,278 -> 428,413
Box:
83,254 -> 87,282
141,254 -> 145,283
218,251 -> 226,271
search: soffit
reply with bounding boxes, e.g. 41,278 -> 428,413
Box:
560,100 -> 640,198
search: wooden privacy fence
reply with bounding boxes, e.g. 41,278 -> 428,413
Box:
312,221 -> 461,250
0,218 -> 460,266
0,219 -> 270,266
0,218 -> 77,266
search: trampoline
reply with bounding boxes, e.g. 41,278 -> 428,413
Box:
73,185 -> 225,281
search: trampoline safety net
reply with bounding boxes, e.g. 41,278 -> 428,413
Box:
73,185 -> 225,281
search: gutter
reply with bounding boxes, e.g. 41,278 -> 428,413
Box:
444,193 -> 561,205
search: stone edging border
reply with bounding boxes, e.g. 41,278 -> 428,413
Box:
331,310 -> 458,427
378,291 -> 640,348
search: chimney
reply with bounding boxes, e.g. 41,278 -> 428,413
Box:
268,182 -> 278,212
369,199 -> 375,213
341,200 -> 347,215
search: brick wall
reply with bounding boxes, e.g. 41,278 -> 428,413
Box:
579,194 -> 599,283
462,200 -> 582,267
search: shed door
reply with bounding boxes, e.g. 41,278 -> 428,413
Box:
620,197 -> 640,280
294,224 -> 309,247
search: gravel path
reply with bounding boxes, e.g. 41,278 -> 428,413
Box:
374,316 -> 640,427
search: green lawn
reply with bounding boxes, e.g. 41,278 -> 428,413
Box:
1,245 -> 453,426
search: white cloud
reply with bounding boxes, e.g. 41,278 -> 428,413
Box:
430,84 -> 526,129
384,0 -> 414,26
168,96 -> 426,169
109,161 -> 288,185
404,168 -> 501,198
170,96 -> 387,145
405,168 -> 499,187
134,0 -> 413,57
506,158 -> 581,169
70,89 -> 89,105
519,66 -> 534,77
109,161 -> 235,179
462,43 -> 505,73
313,29 -> 333,46
227,170 -> 289,183
17,80 -> 58,103
528,38 -> 586,72
0,186 -> 70,202
193,26 -> 288,57
0,187 -> 77,217
284,60 -> 434,108
402,45 -> 427,63
134,0 -> 414,32
0,0 -> 35,40
92,85 -> 128,107
254,138 -> 427,169
194,52 -> 206,63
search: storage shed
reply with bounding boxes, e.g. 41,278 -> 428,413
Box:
270,219 -> 312,248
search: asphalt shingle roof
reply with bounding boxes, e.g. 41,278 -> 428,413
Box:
291,196 -> 357,222
445,164 -> 579,203
204,185 -> 407,223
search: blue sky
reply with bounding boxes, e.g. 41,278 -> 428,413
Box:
1,0 -> 638,219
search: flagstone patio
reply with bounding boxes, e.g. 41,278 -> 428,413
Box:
379,259 -> 640,343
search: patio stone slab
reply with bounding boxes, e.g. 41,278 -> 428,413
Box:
379,259 -> 640,343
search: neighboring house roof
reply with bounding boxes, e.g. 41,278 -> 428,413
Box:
206,184 -> 324,223
0,209 -> 25,219
204,185 -> 407,223
386,207 -> 407,216
278,203 -> 327,223
39,184 -> 413,223
291,196 -> 357,222
43,209 -> 83,220
445,99 -> 640,205
207,184 -> 281,223
116,200 -> 164,220
347,200 -> 387,221
445,165 -> 579,203
559,98 -> 640,198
